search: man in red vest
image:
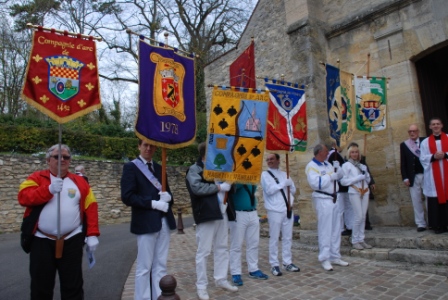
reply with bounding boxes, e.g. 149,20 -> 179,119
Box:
420,117 -> 448,234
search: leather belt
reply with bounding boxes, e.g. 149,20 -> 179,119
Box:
236,209 -> 256,212
314,190 -> 335,198
38,230 -> 71,240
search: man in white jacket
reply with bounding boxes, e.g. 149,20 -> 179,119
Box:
305,144 -> 349,271
261,153 -> 300,276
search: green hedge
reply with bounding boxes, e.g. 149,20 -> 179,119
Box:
0,125 -> 199,164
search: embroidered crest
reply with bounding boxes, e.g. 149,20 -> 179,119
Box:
68,188 -> 76,198
46,55 -> 84,101
150,52 -> 186,121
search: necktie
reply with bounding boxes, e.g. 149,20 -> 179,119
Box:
147,162 -> 155,174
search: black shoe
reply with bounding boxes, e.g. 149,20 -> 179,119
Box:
341,230 -> 352,236
417,227 -> 426,232
365,226 -> 373,230
434,228 -> 446,234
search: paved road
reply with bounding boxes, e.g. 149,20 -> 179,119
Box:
1,216 -> 194,300
0,223 -> 136,300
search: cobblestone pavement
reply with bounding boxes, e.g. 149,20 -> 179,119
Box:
122,227 -> 448,300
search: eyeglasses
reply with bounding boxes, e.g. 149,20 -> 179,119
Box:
408,130 -> 418,133
50,155 -> 71,160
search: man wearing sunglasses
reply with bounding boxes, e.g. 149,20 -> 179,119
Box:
18,144 -> 100,300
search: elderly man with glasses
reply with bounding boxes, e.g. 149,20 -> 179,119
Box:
18,144 -> 100,300
400,124 -> 427,232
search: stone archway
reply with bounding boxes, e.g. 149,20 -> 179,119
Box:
415,45 -> 448,134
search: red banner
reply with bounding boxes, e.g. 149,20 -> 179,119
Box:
229,41 -> 256,89
21,30 -> 101,123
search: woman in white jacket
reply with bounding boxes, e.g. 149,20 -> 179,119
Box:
340,145 -> 372,250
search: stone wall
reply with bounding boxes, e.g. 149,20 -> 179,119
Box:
204,0 -> 448,228
0,154 -> 192,233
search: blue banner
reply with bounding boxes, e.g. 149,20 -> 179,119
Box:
326,64 -> 341,146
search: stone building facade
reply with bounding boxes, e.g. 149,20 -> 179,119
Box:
204,0 -> 448,228
0,154 -> 192,233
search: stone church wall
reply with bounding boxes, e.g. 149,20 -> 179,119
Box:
204,0 -> 448,228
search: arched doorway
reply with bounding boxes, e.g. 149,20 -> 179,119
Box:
415,45 -> 448,134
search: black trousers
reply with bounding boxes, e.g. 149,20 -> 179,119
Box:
30,233 -> 84,300
427,197 -> 448,229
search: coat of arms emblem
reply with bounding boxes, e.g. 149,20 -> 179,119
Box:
45,55 -> 84,101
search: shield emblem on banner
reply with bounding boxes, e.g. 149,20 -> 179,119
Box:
360,95 -> 381,123
160,68 -> 180,108
45,55 -> 84,101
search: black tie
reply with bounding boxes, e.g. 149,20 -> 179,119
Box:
147,162 -> 155,174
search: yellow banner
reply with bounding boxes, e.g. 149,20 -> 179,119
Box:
203,87 -> 269,184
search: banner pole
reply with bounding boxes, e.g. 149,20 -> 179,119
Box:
363,53 -> 371,157
286,153 -> 291,211
362,53 -> 371,192
57,125 -> 62,240
240,69 -> 245,87
161,148 -> 167,192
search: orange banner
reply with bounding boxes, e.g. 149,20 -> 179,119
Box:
21,29 -> 101,123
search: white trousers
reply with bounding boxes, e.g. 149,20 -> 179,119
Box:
312,196 -> 342,262
349,192 -> 369,244
195,214 -> 229,290
229,210 -> 260,274
409,174 -> 427,228
267,210 -> 294,267
338,192 -> 354,230
135,218 -> 170,300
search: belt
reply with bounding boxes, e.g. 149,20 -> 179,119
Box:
236,209 -> 256,212
350,185 -> 369,197
314,190 -> 335,198
38,230 -> 72,240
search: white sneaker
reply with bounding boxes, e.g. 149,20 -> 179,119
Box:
197,289 -> 209,300
352,243 -> 364,250
331,258 -> 349,266
216,280 -> 238,292
361,242 -> 372,249
321,260 -> 333,271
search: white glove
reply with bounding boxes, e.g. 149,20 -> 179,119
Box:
357,174 -> 366,182
158,191 -> 172,203
359,165 -> 367,173
86,236 -> 99,252
282,178 -> 294,188
330,172 -> 339,181
49,178 -> 63,194
332,161 -> 340,169
152,200 -> 169,212
220,182 -> 231,192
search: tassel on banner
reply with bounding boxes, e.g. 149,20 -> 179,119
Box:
258,75 -> 307,90
206,84 -> 265,94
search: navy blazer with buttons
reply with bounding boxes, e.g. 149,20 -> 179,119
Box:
121,159 -> 176,234
400,137 -> 425,187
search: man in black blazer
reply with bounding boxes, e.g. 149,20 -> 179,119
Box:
400,124 -> 427,232
121,139 -> 176,300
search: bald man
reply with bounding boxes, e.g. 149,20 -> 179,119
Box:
400,124 -> 427,231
